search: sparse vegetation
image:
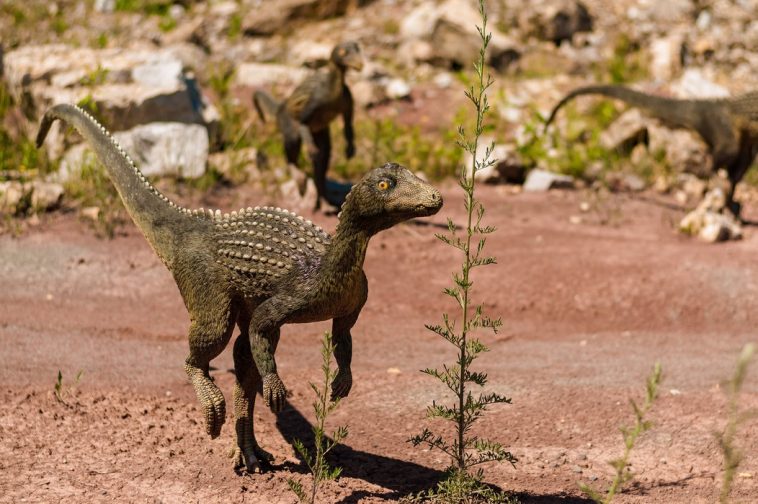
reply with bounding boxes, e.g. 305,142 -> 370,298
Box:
717,343 -> 757,504
288,332 -> 348,504
579,363 -> 663,504
409,2 -> 517,501
53,369 -> 84,406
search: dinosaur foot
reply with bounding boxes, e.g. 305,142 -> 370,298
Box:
186,364 -> 227,438
330,369 -> 352,401
230,442 -> 274,474
262,373 -> 288,413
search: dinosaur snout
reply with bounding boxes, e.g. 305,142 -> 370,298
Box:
415,187 -> 443,216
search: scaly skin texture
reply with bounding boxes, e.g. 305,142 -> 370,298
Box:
253,41 -> 363,210
544,84 -> 758,215
36,103 -> 443,473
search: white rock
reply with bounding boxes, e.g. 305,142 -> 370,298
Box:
671,68 -> 730,99
384,78 -> 412,100
30,181 -> 64,210
523,169 -> 574,192
131,58 -> 184,88
93,0 -> 115,13
0,181 -> 27,214
600,108 -> 648,151
60,122 -> 209,179
679,188 -> 742,242
465,138 -> 526,184
234,62 -> 309,89
649,30 -> 685,82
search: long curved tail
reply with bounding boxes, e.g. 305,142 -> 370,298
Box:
543,84 -> 699,133
252,90 -> 280,122
36,104 -> 205,265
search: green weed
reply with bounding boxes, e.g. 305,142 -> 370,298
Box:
579,363 -> 663,504
409,2 -> 516,501
288,332 -> 348,504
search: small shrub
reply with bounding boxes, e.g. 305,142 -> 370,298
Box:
717,343 -> 757,504
288,332 -> 348,504
409,2 -> 516,501
579,363 -> 663,504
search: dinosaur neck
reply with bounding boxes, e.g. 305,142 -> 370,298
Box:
323,213 -> 371,283
328,61 -> 347,87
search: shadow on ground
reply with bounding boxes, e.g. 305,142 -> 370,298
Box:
275,401 -> 596,503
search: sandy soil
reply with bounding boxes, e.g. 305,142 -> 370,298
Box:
1,184 -> 757,503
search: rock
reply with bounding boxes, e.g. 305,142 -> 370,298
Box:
279,165 -> 318,212
30,181 -> 64,211
679,188 -> 741,242
400,0 -> 518,69
0,181 -> 27,214
519,0 -> 593,45
3,45 -> 219,157
242,0 -> 356,36
208,147 -> 260,184
80,206 -> 101,222
465,140 -> 527,184
385,78 -> 412,100
600,108 -> 649,152
649,30 -> 685,82
671,68 -> 730,99
648,124 -> 712,177
93,0 -> 115,13
675,173 -> 708,203
607,172 -> 646,192
60,122 -> 209,180
523,169 -> 574,191
234,62 -> 309,89
350,80 -> 386,108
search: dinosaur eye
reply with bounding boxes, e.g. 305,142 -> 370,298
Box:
377,180 -> 390,191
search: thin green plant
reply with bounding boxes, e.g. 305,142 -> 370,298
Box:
409,0 -> 516,498
717,343 -> 757,504
288,332 -> 348,504
54,369 -> 84,406
579,363 -> 663,504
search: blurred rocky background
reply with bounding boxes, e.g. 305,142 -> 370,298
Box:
1,0 -> 757,239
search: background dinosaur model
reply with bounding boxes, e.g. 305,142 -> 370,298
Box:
254,41 -> 363,211
544,84 -> 758,215
36,104 -> 443,473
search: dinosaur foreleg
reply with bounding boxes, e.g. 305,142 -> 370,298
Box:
330,301 -> 364,401
184,302 -> 237,439
311,128 -> 331,211
231,332 -> 275,473
249,303 -> 287,413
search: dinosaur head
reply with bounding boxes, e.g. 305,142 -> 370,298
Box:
331,41 -> 364,72
340,163 -> 443,234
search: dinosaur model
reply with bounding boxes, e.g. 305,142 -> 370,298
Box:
36,104 -> 443,473
544,84 -> 758,215
253,41 -> 364,211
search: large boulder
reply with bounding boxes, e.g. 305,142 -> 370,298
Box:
518,0 -> 593,45
3,44 -> 219,158
59,122 -> 209,180
399,0 -> 520,70
464,137 -> 527,184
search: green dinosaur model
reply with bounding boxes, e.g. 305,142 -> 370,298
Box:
253,41 -> 364,211
36,103 -> 443,473
544,84 -> 758,215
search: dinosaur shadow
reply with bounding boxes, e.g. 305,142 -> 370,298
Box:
273,401 -> 596,504
274,401 -> 447,500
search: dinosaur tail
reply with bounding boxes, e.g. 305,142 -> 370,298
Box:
252,90 -> 280,122
543,84 -> 698,133
36,104 -> 206,265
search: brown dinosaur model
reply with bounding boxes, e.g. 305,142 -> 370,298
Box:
36,104 -> 443,473
544,84 -> 758,215
253,41 -> 363,211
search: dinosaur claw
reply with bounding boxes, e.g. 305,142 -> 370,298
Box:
330,369 -> 352,401
262,373 -> 287,414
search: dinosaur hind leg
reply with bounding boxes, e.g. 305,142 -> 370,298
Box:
231,327 -> 279,473
311,128 -> 331,211
184,298 -> 237,439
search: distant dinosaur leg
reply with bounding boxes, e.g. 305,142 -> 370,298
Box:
311,128 -> 332,211
184,294 -> 237,439
231,325 -> 277,473
725,139 -> 757,217
277,110 -> 303,167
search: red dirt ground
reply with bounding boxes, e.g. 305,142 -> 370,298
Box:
1,184 -> 757,503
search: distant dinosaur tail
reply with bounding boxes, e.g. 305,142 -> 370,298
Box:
36,104 -> 203,265
543,84 -> 699,134
252,90 -> 280,122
